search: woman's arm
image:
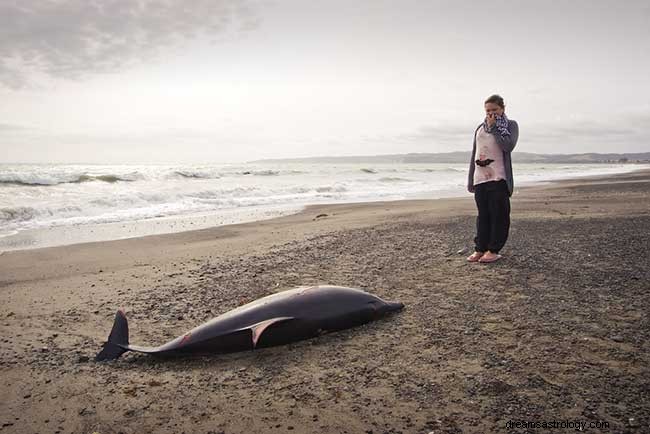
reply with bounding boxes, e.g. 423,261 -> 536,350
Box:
489,119 -> 518,153
467,127 -> 479,193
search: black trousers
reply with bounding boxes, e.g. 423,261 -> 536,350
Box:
473,179 -> 510,254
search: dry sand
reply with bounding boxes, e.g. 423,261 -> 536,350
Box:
1,169 -> 649,434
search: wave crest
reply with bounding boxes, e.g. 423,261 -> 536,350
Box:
0,173 -> 135,186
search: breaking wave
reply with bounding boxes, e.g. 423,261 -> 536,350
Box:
0,174 -> 136,186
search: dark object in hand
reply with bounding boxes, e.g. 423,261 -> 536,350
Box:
475,159 -> 494,167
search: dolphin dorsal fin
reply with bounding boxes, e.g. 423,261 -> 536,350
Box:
240,316 -> 294,348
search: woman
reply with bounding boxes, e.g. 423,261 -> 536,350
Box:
466,94 -> 519,263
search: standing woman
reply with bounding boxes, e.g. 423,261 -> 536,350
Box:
466,94 -> 519,263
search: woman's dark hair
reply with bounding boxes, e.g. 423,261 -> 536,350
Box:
484,94 -> 505,109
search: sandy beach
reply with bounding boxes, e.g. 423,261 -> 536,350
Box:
1,168 -> 649,434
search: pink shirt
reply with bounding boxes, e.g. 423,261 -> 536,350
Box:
473,125 -> 507,186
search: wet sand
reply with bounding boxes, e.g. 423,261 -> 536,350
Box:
1,168 -> 649,434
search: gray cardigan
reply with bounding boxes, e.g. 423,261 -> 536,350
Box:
467,118 -> 519,197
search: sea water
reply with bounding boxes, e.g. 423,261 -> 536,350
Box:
0,162 -> 646,250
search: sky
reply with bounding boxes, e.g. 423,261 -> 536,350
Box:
1,0 -> 649,164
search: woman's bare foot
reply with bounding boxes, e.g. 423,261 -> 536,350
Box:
478,251 -> 502,263
466,251 -> 484,262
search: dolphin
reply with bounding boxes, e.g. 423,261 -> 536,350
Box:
96,285 -> 404,361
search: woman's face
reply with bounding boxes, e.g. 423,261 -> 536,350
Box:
484,102 -> 504,117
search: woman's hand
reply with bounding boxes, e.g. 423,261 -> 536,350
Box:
486,112 -> 496,128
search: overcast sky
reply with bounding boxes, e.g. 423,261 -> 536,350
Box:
1,0 -> 649,164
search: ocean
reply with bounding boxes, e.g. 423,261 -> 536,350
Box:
0,162 -> 646,251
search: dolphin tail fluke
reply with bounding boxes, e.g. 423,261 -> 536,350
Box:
95,309 -> 130,361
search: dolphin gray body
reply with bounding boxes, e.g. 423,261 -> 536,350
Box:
96,285 -> 404,361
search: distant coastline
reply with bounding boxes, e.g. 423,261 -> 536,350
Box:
248,151 -> 650,165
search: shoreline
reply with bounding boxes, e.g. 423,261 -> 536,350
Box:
1,165 -> 648,254
1,168 -> 649,286
0,167 -> 649,433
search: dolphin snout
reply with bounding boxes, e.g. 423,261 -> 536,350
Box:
385,301 -> 405,312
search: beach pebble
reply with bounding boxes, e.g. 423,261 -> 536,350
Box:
78,407 -> 95,416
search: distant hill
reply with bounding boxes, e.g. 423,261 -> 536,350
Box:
248,152 -> 650,164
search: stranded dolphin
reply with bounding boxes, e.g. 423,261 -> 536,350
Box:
96,285 -> 404,361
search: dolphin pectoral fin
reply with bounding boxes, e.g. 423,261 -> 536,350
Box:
238,316 -> 295,349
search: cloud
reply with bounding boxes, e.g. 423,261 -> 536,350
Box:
400,124 -> 473,142
362,123 -> 476,148
522,118 -> 644,143
0,0 -> 261,89
0,123 -> 33,131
